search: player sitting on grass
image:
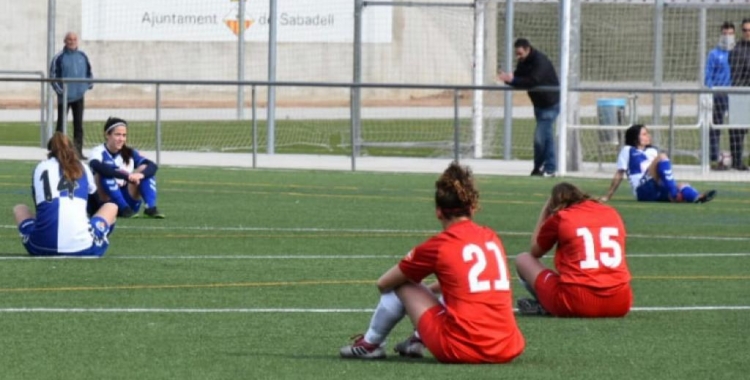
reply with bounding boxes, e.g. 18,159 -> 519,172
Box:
339,162 -> 525,363
88,117 -> 165,219
600,124 -> 716,204
515,182 -> 633,317
13,132 -> 117,257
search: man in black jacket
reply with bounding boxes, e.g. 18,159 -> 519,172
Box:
498,38 -> 560,177
728,18 -> 750,171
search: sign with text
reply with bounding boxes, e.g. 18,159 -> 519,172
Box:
82,0 -> 392,43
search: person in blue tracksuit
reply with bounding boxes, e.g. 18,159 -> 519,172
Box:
705,21 -> 735,169
50,32 -> 93,159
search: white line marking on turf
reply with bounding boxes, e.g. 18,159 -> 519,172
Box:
0,306 -> 747,313
631,306 -> 750,311
626,253 -> 750,258
0,224 -> 440,234
2,224 -> 750,241
0,253 -> 748,260
0,255 -> 398,260
0,308 -> 375,313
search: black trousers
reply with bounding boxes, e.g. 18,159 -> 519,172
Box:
710,94 -> 747,167
56,98 -> 85,157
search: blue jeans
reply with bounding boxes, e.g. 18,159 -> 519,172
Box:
533,104 -> 560,173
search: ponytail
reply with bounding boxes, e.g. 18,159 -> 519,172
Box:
47,132 -> 83,181
547,182 -> 595,214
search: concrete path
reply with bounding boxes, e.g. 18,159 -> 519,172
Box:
0,145 -> 737,184
0,104 -> 699,122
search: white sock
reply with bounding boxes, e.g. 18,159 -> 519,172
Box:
363,291 -> 405,346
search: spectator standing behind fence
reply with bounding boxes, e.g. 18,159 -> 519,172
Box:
705,21 -> 735,171
498,38 -> 560,177
728,18 -> 750,171
50,31 -> 93,159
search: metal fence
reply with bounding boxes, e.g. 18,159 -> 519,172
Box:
3,75 -> 750,179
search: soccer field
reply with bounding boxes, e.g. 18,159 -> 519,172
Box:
0,115 -> 728,166
0,161 -> 748,379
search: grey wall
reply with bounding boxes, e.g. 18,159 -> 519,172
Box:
1,0 -> 476,104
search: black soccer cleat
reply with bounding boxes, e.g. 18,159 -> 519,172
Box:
118,207 -> 137,218
144,207 -> 166,219
517,297 -> 550,316
393,333 -> 424,358
695,190 -> 717,204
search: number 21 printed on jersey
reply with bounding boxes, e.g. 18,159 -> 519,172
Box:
463,242 -> 511,293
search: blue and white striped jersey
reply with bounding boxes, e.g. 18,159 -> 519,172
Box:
616,145 -> 659,197
28,158 -> 97,253
89,144 -> 148,186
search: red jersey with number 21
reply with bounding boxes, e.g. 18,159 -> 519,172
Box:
398,220 -> 525,363
536,200 -> 631,292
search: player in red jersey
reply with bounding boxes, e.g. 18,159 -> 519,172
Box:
339,163 -> 525,363
515,182 -> 633,318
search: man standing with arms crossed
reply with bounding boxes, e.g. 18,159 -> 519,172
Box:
728,18 -> 750,171
498,38 -> 560,177
50,32 -> 93,159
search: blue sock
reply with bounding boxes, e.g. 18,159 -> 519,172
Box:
679,186 -> 700,202
138,177 -> 157,209
90,216 -> 110,237
102,179 -> 130,210
656,160 -> 679,199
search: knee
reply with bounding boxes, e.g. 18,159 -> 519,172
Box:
129,183 -> 143,197
13,204 -> 30,218
515,252 -> 533,270
657,153 -> 669,162
97,202 -> 118,221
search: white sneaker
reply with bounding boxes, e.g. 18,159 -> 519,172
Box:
339,334 -> 386,360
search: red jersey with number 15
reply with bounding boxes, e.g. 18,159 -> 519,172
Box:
398,220 -> 524,363
536,200 -> 631,292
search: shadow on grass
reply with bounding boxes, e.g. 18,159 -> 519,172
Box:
225,350 -> 440,365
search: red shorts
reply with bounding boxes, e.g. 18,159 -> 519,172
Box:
417,305 -> 524,364
535,269 -> 632,318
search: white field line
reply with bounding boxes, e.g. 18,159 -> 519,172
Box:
0,306 -> 747,313
0,252 -> 748,260
2,224 -> 750,242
